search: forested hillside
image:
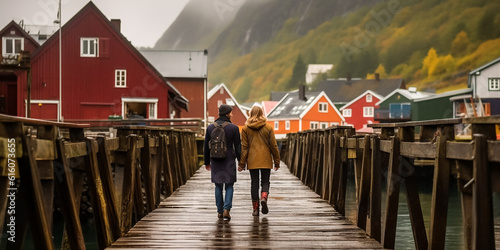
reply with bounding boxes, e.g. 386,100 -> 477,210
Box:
156,0 -> 500,103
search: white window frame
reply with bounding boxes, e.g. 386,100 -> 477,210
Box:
330,122 -> 339,126
285,120 -> 290,130
310,122 -> 319,129
363,107 -> 374,117
149,103 -> 156,119
488,78 -> 500,91
318,102 -> 328,113
320,122 -> 329,129
274,121 -> 279,130
80,38 -> 98,57
2,37 -> 24,56
366,94 -> 373,103
220,88 -> 224,94
121,97 -> 158,119
115,69 -> 126,88
342,109 -> 352,117
217,100 -> 223,107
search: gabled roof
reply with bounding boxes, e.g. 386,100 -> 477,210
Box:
140,50 -> 208,78
469,57 -> 500,75
30,2 -> 188,110
208,83 -> 248,119
0,20 -> 40,48
375,88 -> 434,106
317,78 -> 405,104
339,90 -> 384,111
267,90 -> 344,121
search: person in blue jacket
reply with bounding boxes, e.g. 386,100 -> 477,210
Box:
203,104 -> 241,220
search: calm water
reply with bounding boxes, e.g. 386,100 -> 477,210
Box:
344,169 -> 500,250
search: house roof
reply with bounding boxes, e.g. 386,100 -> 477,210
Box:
270,91 -> 292,102
468,56 -> 500,88
140,50 -> 208,78
375,88 -> 434,106
339,90 -> 384,111
267,90 -> 343,121
208,83 -> 248,119
317,78 -> 405,104
30,2 -> 189,111
414,88 -> 472,102
0,20 -> 40,48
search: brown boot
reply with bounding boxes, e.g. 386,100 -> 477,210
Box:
252,200 -> 259,216
261,192 -> 269,214
223,209 -> 231,220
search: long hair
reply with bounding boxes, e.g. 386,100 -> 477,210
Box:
246,106 -> 266,125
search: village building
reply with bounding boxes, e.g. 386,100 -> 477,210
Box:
13,2 -> 188,121
374,87 -> 434,123
305,64 -> 333,85
207,83 -> 248,127
267,87 -> 344,139
140,49 -> 208,126
339,90 -> 383,131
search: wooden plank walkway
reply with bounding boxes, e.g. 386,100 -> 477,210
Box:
107,162 -> 383,249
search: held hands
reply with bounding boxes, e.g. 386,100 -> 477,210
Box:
205,164 -> 211,171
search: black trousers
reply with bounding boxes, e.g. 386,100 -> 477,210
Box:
249,169 -> 271,201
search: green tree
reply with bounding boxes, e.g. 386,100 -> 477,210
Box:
287,54 -> 307,89
236,77 -> 253,103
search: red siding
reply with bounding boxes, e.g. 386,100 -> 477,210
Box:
21,5 -> 173,120
208,89 -> 247,127
169,78 -> 205,119
342,94 -> 380,130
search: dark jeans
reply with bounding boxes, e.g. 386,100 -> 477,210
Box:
249,169 -> 271,201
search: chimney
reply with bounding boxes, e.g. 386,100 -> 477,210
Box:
375,73 -> 380,81
299,85 -> 307,101
110,19 -> 121,32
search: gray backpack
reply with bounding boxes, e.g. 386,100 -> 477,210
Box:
209,122 -> 230,158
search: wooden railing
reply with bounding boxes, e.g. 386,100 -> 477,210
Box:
282,116 -> 500,250
0,114 -> 199,250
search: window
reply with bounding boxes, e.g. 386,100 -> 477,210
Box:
217,100 -> 223,107
320,122 -> 329,129
274,121 -> 279,130
81,38 -> 98,57
363,107 -> 374,117
225,98 -> 235,106
330,122 -> 339,126
489,78 -> 500,91
318,102 -> 328,112
149,103 -> 156,119
366,94 -> 373,102
342,109 -> 352,117
220,88 -> 224,94
310,122 -> 319,129
115,70 -> 126,87
2,37 -> 23,56
285,121 -> 290,130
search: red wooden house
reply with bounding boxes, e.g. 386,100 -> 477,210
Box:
140,50 -> 208,126
207,83 -> 248,127
339,90 -> 383,131
267,88 -> 344,139
18,2 -> 188,121
0,21 -> 40,116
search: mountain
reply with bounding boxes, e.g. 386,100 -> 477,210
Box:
156,0 -> 500,103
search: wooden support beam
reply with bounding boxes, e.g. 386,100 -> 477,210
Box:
382,135 -> 401,249
369,135 -> 381,242
120,134 -> 138,234
428,135 -> 450,250
357,134 -> 371,231
472,134 -> 495,250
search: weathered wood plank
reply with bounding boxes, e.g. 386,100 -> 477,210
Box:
400,142 -> 436,158
107,163 -> 382,249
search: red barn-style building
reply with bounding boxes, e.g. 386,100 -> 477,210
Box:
18,2 -> 188,121
267,88 -> 344,139
207,83 -> 248,127
339,90 -> 382,131
0,21 -> 40,116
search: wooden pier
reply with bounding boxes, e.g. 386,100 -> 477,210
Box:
108,163 -> 382,249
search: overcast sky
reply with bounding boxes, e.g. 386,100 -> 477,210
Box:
0,0 -> 189,48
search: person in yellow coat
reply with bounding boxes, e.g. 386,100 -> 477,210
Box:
238,106 -> 280,216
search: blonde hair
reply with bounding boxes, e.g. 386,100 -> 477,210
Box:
246,106 -> 266,125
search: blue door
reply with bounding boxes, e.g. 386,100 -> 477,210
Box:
402,104 -> 411,119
